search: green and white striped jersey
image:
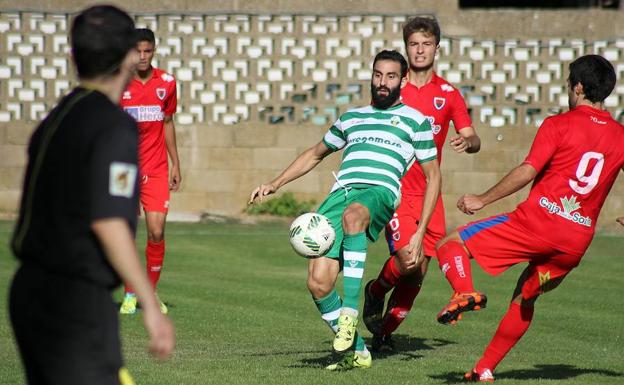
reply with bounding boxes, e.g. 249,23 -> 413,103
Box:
322,103 -> 437,199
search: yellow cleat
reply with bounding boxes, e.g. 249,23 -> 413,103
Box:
155,293 -> 168,315
326,351 -> 372,371
333,314 -> 358,353
119,293 -> 137,315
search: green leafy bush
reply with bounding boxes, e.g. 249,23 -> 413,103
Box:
245,192 -> 316,217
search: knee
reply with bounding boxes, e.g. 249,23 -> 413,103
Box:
148,228 -> 164,242
307,274 -> 333,298
342,204 -> 368,232
395,249 -> 424,275
395,256 -> 415,275
436,231 -> 461,249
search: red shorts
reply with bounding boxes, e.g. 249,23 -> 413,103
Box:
459,214 -> 583,299
140,174 -> 170,213
385,195 -> 446,258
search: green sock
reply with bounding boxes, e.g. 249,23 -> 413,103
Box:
342,232 -> 367,312
313,289 -> 367,351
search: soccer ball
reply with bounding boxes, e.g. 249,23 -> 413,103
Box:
289,213 -> 336,258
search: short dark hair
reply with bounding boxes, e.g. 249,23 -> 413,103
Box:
136,28 -> 156,45
71,5 -> 137,79
373,50 -> 408,78
403,16 -> 441,46
568,55 -> 616,103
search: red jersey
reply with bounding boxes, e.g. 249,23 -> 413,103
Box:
120,67 -> 177,176
511,105 -> 624,255
400,72 -> 472,195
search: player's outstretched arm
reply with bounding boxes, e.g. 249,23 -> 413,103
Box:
164,116 -> 182,192
450,126 -> 481,154
407,159 -> 441,259
458,163 -> 537,215
92,218 -> 175,360
249,140 -> 332,204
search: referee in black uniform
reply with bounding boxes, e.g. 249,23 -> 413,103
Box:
9,5 -> 175,385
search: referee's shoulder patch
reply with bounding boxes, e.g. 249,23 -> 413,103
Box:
109,162 -> 137,198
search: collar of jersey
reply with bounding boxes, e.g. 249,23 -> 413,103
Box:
134,66 -> 159,84
405,71 -> 439,91
372,102 -> 404,112
575,104 -> 610,117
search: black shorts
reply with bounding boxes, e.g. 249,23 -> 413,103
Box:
9,263 -> 125,385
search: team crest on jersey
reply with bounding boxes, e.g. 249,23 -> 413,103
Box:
122,91 -> 131,100
433,97 -> 446,110
156,88 -> 166,100
390,116 -> 401,126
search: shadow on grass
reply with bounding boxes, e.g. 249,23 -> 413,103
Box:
284,334 -> 456,369
368,334 -> 456,361
430,364 -> 624,384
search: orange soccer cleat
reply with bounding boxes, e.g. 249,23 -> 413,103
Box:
436,292 -> 487,325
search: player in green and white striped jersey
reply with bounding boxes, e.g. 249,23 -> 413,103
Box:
249,50 -> 441,370
323,102 -> 437,200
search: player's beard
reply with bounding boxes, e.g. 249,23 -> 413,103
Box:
371,83 -> 401,110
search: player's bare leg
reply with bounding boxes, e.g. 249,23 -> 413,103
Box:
465,269 -> 566,382
435,231 -> 487,324
307,256 -> 370,370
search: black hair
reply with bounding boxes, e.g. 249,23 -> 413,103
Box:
136,28 -> 156,45
568,55 -> 616,103
373,50 -> 408,78
403,16 -> 441,46
71,5 -> 137,79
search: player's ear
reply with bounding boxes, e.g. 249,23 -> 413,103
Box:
400,75 -> 408,88
573,82 -> 584,97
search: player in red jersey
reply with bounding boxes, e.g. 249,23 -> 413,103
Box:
119,28 -> 181,315
363,16 -> 481,350
435,55 -> 623,382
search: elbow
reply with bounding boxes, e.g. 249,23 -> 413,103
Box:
425,165 -> 442,188
518,163 -> 538,184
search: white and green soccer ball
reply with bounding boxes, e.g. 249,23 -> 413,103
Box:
289,213 -> 335,258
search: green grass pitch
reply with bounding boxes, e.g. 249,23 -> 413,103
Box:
0,220 -> 623,384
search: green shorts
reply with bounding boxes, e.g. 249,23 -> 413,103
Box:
317,184 -> 398,259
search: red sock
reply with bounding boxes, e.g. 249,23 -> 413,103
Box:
380,279 -> 421,336
146,240 -> 165,289
437,240 -> 474,293
370,256 -> 401,299
476,302 -> 534,372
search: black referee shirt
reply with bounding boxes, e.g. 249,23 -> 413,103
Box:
11,87 -> 139,288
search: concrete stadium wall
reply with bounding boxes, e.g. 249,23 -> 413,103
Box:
0,1 -> 623,233
3,118 -> 622,232
4,0 -> 624,38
